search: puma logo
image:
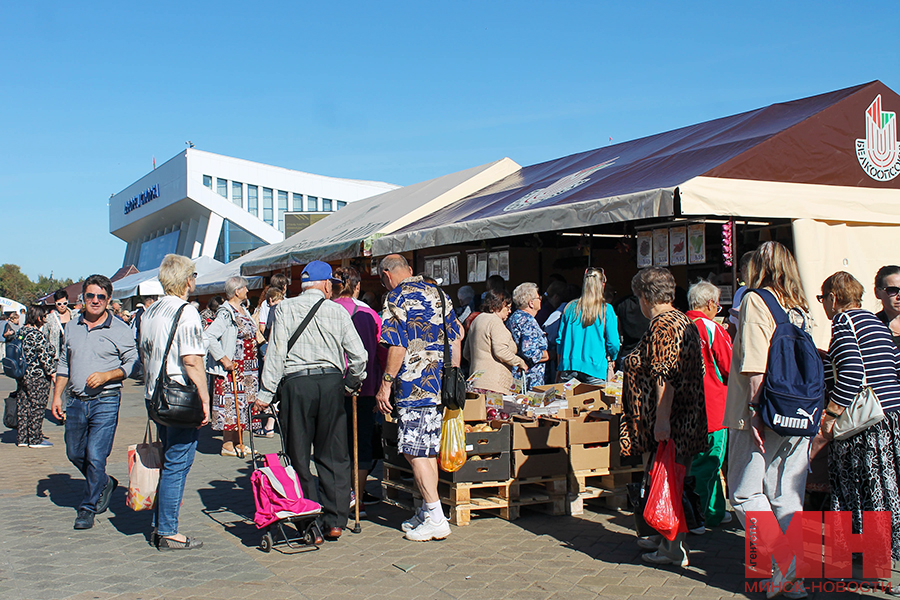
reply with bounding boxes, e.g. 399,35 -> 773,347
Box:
796,407 -> 818,426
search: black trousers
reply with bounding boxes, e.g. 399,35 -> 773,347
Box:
279,372 -> 350,529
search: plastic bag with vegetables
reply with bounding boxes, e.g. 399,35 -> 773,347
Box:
438,409 -> 467,473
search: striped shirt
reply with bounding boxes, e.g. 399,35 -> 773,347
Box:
827,309 -> 900,412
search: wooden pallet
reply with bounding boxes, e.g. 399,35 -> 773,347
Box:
568,466 -> 643,515
381,463 -> 566,526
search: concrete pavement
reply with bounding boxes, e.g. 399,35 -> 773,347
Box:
0,376 -> 884,600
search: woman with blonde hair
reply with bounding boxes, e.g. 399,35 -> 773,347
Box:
724,241 -> 819,597
556,267 -> 620,384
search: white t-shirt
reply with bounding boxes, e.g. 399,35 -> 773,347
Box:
140,296 -> 208,399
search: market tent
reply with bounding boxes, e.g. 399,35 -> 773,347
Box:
373,80 -> 900,256
0,297 -> 26,314
192,258 -> 263,296
238,158 -> 520,276
113,255 -> 227,299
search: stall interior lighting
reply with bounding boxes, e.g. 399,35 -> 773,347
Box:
559,232 -> 628,238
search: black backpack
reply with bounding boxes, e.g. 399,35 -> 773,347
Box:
751,289 -> 825,436
2,330 -> 27,380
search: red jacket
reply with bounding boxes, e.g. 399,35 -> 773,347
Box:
685,310 -> 732,432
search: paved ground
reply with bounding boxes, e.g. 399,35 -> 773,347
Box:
0,376 -> 890,600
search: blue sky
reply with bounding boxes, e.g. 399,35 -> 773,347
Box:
2,1 -> 897,280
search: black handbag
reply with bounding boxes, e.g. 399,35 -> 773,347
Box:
435,285 -> 466,411
3,392 -> 17,429
149,304 -> 205,429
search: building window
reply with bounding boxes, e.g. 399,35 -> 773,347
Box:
336,200 -> 347,210
263,187 -> 274,225
277,190 -> 288,232
307,196 -> 318,212
292,192 -> 303,212
214,219 -> 268,263
322,198 -> 333,211
203,175 -> 212,189
217,178 -> 228,198
247,185 -> 258,217
232,182 -> 243,208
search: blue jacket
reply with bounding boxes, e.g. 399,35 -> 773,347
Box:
556,302 -> 620,380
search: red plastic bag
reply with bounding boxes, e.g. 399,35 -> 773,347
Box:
643,440 -> 688,541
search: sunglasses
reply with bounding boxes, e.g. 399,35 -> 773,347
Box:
879,286 -> 900,297
84,293 -> 108,302
56,301 -> 68,306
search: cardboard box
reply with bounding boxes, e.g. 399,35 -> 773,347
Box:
512,448 -> 569,479
565,412 -> 611,446
464,423 -> 511,456
463,392 -> 486,422
569,442 -> 611,471
439,452 -> 511,483
533,382 -> 608,412
496,417 -> 567,450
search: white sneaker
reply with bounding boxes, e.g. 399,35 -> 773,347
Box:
28,441 -> 53,448
404,515 -> 451,541
689,525 -> 706,535
641,541 -> 689,567
636,535 -> 661,551
401,512 -> 424,533
721,511 -> 733,524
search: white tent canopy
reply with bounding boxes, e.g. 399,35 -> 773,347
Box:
0,297 -> 26,314
113,255 -> 225,299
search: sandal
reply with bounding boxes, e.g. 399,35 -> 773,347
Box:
157,536 -> 203,550
220,446 -> 237,457
261,428 -> 275,438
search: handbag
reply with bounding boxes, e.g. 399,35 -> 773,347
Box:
436,285 -> 466,411
3,392 -> 17,429
832,313 -> 885,440
149,304 -> 206,429
126,420 -> 163,511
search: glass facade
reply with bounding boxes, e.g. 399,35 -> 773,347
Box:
248,185 -> 258,216
262,187 -> 274,225
232,182 -> 243,207
292,192 -> 303,212
322,198 -> 333,211
336,200 -> 346,210
217,178 -> 228,198
277,191 -> 288,232
203,175 -> 212,188
214,219 -> 268,264
307,196 -> 318,211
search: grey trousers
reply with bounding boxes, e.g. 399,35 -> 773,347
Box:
728,427 -> 809,533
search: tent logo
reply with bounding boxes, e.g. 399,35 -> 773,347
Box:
856,95 -> 900,181
503,158 -> 617,212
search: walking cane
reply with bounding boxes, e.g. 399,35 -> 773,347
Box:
351,394 -> 361,534
231,369 -> 244,459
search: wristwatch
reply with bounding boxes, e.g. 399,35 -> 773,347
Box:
382,373 -> 396,383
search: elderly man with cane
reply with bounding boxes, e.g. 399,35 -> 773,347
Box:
254,260 -> 367,542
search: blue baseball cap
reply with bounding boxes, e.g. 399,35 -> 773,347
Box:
301,260 -> 342,285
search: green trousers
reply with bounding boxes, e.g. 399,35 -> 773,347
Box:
690,429 -> 728,527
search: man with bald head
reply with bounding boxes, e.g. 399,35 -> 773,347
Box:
377,254 -> 462,542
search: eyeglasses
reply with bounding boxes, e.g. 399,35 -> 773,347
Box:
879,286 -> 900,297
56,301 -> 68,307
191,272 -> 197,279
84,293 -> 108,302
816,294 -> 829,303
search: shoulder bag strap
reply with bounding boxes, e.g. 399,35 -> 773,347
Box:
842,311 -> 868,387
287,298 -> 326,353
156,304 -> 187,389
435,284 -> 451,365
749,289 -> 789,325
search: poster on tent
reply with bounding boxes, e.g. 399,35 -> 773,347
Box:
688,224 -> 706,264
467,253 -> 478,283
498,250 -> 510,281
636,231 -> 653,268
488,252 -> 500,277
441,258 -> 452,285
669,227 -> 687,265
476,253 -> 488,282
652,229 -> 669,266
450,255 -> 460,284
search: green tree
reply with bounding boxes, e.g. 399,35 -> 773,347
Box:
33,274 -> 77,300
0,264 -> 36,304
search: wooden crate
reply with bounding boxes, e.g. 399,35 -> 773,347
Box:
567,466 -> 643,515
381,463 -> 567,525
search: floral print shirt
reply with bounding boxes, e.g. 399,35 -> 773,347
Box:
507,310 -> 548,389
380,276 -> 462,408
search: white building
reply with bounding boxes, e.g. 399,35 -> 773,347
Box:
109,148 -> 398,270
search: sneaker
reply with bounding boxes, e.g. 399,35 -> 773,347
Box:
28,441 -> 53,448
74,509 -> 94,530
17,443 -> 28,448
401,512 -> 424,533
636,535 -> 662,551
641,541 -> 689,567
721,511 -> 733,524
96,476 -> 118,514
689,525 -> 706,535
404,515 -> 451,542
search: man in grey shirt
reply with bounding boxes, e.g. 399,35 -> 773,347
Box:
255,260 -> 366,542
51,274 -> 138,531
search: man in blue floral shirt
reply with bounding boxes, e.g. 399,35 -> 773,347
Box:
377,254 -> 462,542
507,282 -> 549,389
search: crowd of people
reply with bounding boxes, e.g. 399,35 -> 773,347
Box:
4,242 -> 900,594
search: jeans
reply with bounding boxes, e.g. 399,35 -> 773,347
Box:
152,423 -> 199,537
64,391 -> 121,512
